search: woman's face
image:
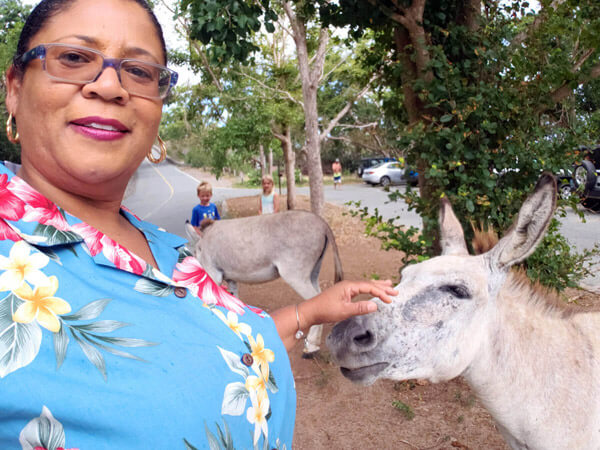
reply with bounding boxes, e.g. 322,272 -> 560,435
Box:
5,0 -> 164,201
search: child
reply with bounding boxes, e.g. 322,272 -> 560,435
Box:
191,181 -> 221,227
259,174 -> 280,214
332,158 -> 342,190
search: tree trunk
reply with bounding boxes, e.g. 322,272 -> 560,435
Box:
269,147 -> 274,175
303,87 -> 325,216
284,2 -> 328,216
259,144 -> 266,175
281,126 -> 296,210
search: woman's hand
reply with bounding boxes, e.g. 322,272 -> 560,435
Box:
299,279 -> 397,327
272,279 -> 397,351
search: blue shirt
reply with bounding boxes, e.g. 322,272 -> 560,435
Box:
191,203 -> 220,226
0,163 -> 295,449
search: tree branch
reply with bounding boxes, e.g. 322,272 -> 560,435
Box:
513,0 -> 568,47
232,69 -> 303,107
319,71 -> 381,143
549,62 -> 600,105
311,28 -> 330,84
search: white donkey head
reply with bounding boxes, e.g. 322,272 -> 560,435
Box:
327,173 -> 557,384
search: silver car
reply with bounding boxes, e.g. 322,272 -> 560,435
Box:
362,161 -> 406,187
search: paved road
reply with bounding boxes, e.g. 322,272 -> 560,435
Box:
127,160 -> 599,290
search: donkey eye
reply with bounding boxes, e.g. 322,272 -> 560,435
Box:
440,284 -> 470,299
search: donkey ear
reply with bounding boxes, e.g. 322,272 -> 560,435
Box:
439,197 -> 468,256
488,173 -> 556,269
185,221 -> 201,247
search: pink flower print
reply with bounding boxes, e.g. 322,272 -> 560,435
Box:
8,177 -> 69,230
100,235 -> 147,275
71,222 -> 103,256
172,256 -> 207,297
34,448 -> 79,450
173,257 -> 246,314
0,174 -> 25,221
247,304 -> 266,317
121,205 -> 142,221
0,219 -> 21,242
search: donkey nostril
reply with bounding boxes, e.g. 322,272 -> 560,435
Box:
353,330 -> 374,347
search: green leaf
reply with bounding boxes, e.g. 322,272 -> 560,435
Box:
221,381 -> 249,416
0,293 -> 42,378
71,329 -> 107,380
72,320 -> 130,333
33,224 -> 82,246
218,346 -> 250,378
184,438 -> 200,450
440,114 -> 454,123
61,298 -> 111,321
203,424 -> 222,450
90,335 -> 158,348
134,278 -> 174,297
267,366 -> 278,393
54,321 -> 69,369
80,333 -> 147,362
465,199 -> 475,213
19,406 -> 66,450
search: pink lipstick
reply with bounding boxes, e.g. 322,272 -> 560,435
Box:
70,116 -> 130,141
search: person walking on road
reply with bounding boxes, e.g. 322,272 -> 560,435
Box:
332,158 -> 342,190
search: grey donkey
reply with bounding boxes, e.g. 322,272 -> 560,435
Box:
328,173 -> 600,449
186,210 -> 343,356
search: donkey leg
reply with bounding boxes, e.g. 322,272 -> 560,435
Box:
226,279 -> 239,298
278,271 -> 323,357
303,324 -> 324,357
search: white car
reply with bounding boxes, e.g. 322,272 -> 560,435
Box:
362,161 -> 406,187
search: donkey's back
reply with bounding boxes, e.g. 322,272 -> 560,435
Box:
199,210 -> 342,289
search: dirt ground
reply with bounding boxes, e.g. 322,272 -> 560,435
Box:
221,193 -> 599,450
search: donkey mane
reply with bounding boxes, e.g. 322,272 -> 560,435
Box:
471,227 -> 595,318
199,219 -> 215,231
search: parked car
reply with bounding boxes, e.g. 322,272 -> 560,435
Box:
557,146 -> 600,211
362,161 -> 408,187
404,168 -> 419,186
356,156 -> 397,177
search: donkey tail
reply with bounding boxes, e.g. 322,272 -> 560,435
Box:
325,223 -> 344,283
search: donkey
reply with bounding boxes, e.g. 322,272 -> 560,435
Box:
327,174 -> 600,450
186,209 -> 343,356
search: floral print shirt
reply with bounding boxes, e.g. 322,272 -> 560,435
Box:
0,163 -> 296,450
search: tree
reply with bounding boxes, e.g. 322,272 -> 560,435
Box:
321,0 -> 600,289
0,0 -> 30,162
178,0 -> 380,216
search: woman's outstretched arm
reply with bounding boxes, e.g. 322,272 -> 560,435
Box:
272,280 -> 397,351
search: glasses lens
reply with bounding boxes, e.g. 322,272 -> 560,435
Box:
46,45 -> 102,83
43,44 -> 172,100
121,60 -> 171,99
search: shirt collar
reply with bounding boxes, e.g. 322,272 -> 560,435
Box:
0,162 -> 187,279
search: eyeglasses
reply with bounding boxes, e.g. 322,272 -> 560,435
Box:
20,43 -> 178,100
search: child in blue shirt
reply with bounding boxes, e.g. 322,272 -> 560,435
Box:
191,181 -> 221,227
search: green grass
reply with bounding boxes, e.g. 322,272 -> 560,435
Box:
392,400 -> 415,420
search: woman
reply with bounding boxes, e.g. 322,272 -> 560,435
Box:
1,1 -> 396,448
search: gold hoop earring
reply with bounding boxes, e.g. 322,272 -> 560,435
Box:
147,135 -> 167,164
6,113 -> 19,144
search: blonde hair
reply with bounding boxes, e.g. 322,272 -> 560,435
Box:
197,181 -> 213,195
262,175 -> 274,194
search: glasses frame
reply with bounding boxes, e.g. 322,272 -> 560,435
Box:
20,43 -> 178,100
